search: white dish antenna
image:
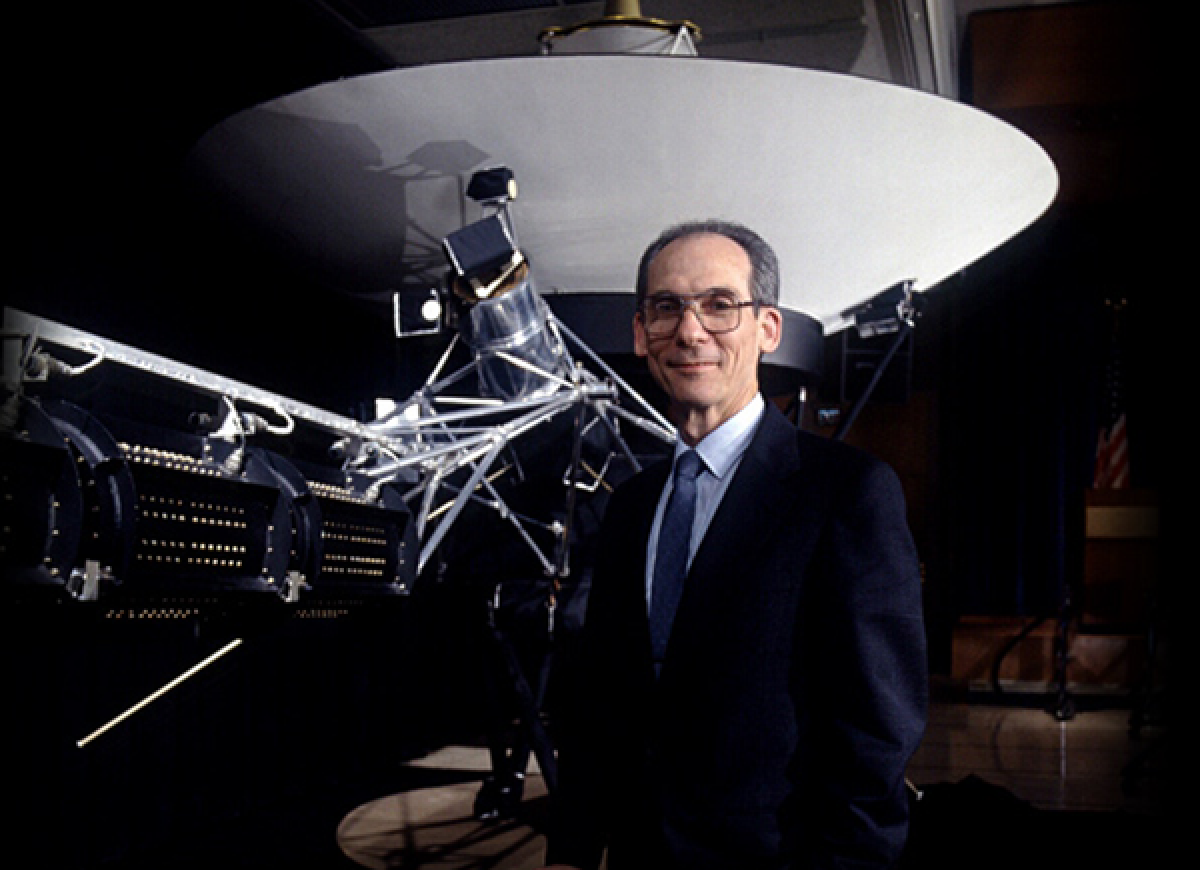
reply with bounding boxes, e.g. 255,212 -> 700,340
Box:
188,53 -> 1057,335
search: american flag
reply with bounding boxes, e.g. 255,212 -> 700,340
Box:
1093,299 -> 1130,490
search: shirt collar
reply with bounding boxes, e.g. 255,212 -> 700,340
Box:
673,393 -> 766,480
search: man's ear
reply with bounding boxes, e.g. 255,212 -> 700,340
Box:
758,306 -> 783,355
632,312 -> 649,358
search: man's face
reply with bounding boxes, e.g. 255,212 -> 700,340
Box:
634,232 -> 782,443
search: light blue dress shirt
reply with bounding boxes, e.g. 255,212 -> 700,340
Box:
645,393 -> 766,608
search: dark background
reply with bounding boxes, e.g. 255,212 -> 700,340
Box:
7,2 -> 1167,867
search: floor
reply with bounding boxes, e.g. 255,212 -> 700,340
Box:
332,694 -> 1172,869
907,698 -> 1166,815
337,746 -> 552,870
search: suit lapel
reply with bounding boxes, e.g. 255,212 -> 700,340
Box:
613,458 -> 670,672
660,403 -> 803,673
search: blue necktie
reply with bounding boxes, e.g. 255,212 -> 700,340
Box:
650,449 -> 703,672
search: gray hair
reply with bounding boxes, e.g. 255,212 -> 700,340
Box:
634,219 -> 781,308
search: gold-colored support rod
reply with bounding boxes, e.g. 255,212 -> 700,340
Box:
76,638 -> 244,748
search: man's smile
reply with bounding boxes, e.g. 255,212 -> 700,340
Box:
666,357 -> 720,373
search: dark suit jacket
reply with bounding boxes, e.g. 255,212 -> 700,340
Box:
547,401 -> 928,869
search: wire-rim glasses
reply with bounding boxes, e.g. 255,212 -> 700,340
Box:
640,290 -> 759,337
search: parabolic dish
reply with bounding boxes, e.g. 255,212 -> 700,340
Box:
187,54 -> 1058,335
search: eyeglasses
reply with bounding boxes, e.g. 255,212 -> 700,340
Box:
640,290 -> 759,338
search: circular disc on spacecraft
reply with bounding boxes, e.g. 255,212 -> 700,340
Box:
187,54 -> 1057,334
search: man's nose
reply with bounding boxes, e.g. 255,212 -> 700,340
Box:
674,304 -> 708,343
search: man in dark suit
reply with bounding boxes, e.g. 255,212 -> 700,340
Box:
542,220 -> 928,869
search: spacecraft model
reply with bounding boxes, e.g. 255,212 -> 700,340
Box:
3,4 -> 1059,769
2,171 -> 674,609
